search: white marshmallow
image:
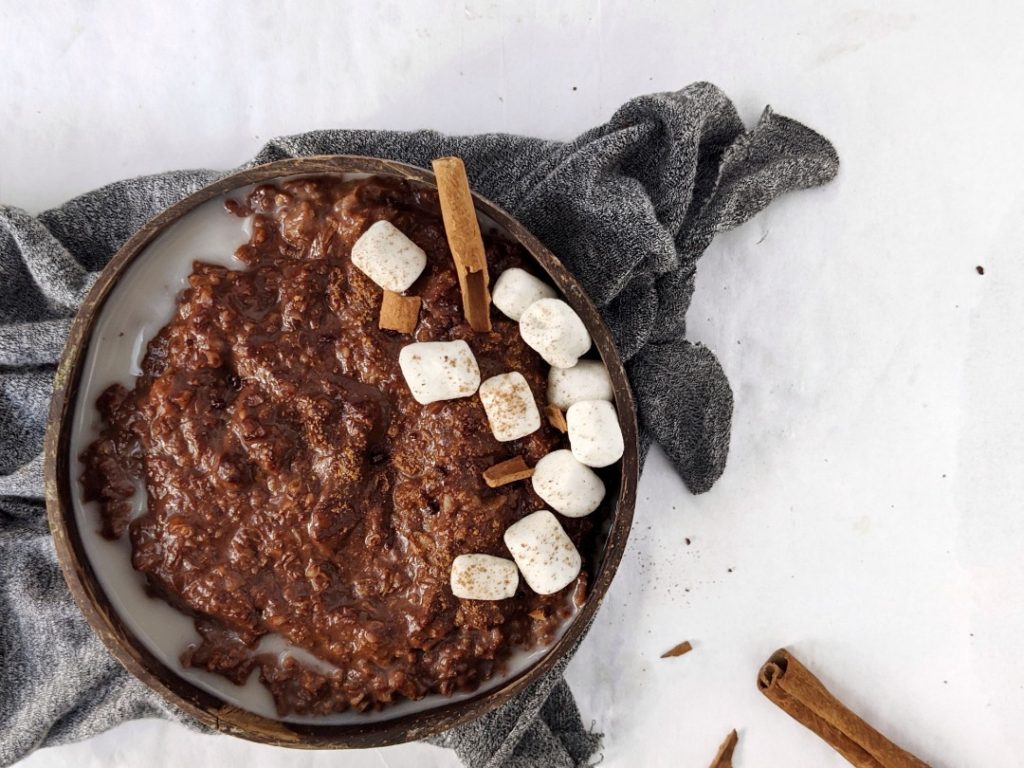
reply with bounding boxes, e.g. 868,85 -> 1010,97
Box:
519,299 -> 591,369
566,400 -> 624,468
478,372 -> 542,442
547,360 -> 614,411
503,510 -> 582,595
450,554 -> 519,600
351,220 -> 427,293
399,340 -> 481,404
532,450 -> 606,518
492,268 -> 557,321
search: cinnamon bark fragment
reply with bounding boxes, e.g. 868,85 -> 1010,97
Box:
545,404 -> 568,433
378,290 -> 421,333
661,640 -> 693,658
708,729 -> 738,768
482,456 -> 534,488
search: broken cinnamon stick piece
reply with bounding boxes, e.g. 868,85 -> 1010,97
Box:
379,291 -> 421,333
482,456 -> 534,488
432,156 -> 492,332
758,649 -> 930,768
545,404 -> 568,433
708,729 -> 738,768
527,609 -> 546,621
660,640 -> 693,658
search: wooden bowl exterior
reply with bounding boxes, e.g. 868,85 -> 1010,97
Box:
43,156 -> 638,748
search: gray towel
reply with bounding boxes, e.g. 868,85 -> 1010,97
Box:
0,82 -> 838,767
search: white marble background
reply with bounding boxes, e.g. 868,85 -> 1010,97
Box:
3,1 -> 1023,765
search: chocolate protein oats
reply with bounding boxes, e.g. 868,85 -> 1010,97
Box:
80,176 -> 594,716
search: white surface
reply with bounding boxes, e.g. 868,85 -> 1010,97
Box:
4,0 -> 1024,765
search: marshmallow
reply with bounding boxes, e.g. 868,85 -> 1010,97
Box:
478,372 -> 542,442
566,400 -> 624,468
399,340 -> 481,404
503,510 -> 582,595
450,554 -> 519,600
547,360 -> 613,411
492,268 -> 557,321
519,299 -> 591,369
532,450 -> 605,518
351,220 -> 427,293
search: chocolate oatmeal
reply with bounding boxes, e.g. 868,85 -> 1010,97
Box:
80,176 -> 593,716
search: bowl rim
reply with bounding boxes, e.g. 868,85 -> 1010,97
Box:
43,155 -> 638,748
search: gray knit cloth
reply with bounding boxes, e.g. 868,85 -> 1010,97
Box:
0,83 -> 838,767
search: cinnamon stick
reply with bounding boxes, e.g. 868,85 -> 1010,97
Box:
432,156 -> 492,332
757,649 -> 930,768
482,456 -> 534,488
708,729 -> 738,768
378,290 -> 421,333
545,404 -> 568,433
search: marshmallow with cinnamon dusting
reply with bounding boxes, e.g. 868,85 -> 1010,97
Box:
532,449 -> 605,518
493,268 -> 557,320
567,399 -> 624,468
478,372 -> 541,441
450,554 -> 519,600
547,359 -> 613,410
352,220 -> 427,293
519,298 -> 591,369
399,340 -> 481,404
503,510 -> 582,595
